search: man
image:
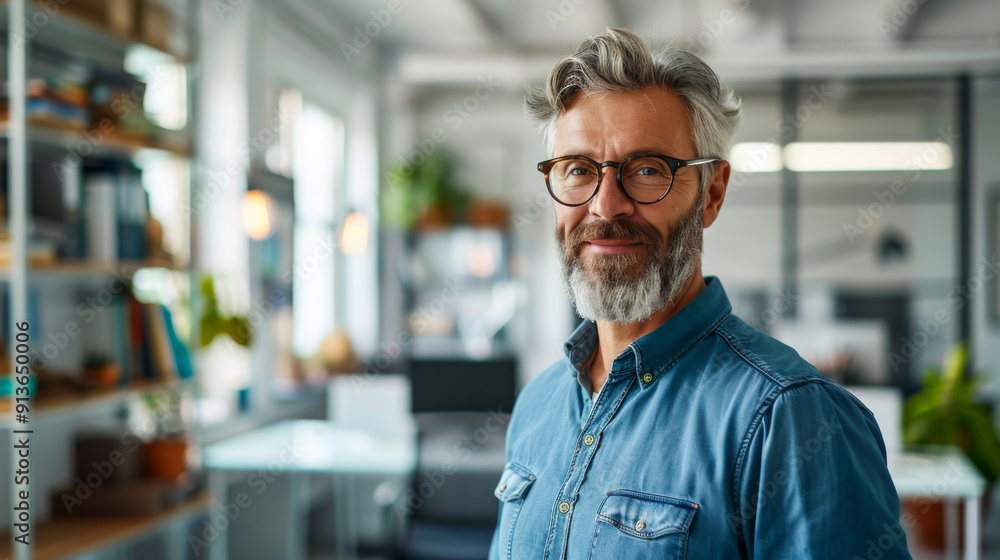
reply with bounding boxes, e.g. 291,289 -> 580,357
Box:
488,28 -> 910,559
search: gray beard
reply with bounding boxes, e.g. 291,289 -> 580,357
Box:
558,191 -> 705,325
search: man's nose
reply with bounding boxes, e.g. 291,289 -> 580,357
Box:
587,168 -> 635,221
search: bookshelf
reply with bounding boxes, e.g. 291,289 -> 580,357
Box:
0,119 -> 192,158
4,0 -> 204,559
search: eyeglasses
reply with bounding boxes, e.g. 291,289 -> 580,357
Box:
537,153 -> 720,206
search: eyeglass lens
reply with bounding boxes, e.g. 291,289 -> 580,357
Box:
547,157 -> 673,204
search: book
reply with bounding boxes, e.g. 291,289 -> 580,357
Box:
83,160 -> 148,262
160,305 -> 193,379
145,303 -> 177,382
84,174 -> 117,262
117,169 -> 148,261
109,296 -> 132,386
127,294 -> 149,382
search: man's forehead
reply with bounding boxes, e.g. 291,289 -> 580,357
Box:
554,87 -> 695,154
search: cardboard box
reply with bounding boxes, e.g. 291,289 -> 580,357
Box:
74,435 -> 142,484
107,0 -> 135,36
136,0 -> 172,53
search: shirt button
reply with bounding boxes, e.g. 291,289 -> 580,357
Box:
558,501 -> 571,514
583,434 -> 595,446
499,484 -> 507,493
642,372 -> 653,383
635,520 -> 646,531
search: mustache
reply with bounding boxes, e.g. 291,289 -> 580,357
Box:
562,219 -> 663,258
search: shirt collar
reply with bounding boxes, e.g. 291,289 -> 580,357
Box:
563,276 -> 732,389
563,318 -> 600,391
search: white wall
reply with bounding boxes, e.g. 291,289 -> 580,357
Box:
264,7 -> 381,359
196,0 -> 381,404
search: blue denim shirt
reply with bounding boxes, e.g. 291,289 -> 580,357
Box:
489,277 -> 910,559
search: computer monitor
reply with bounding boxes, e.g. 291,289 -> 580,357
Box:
409,358 -> 517,415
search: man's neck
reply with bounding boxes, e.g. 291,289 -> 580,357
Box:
588,267 -> 707,394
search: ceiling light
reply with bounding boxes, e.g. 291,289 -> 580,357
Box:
783,142 -> 953,172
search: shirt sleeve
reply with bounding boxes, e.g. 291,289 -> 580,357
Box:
736,381 -> 911,559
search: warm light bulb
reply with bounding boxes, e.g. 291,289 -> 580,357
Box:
243,190 -> 273,240
340,212 -> 370,255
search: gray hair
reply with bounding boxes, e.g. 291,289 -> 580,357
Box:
525,27 -> 742,188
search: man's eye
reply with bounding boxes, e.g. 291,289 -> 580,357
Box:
636,167 -> 663,176
568,166 -> 593,176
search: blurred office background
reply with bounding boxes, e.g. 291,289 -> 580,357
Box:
1,0 -> 1000,558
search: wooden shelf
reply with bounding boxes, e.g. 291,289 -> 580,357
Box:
0,260 -> 190,281
41,2 -> 189,62
0,118 -> 192,158
0,490 -> 211,560
0,0 -> 189,62
0,381 -> 183,426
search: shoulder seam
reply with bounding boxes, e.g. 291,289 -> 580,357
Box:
712,328 -> 785,387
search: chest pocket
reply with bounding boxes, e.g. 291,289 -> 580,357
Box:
589,489 -> 698,560
494,462 -> 536,560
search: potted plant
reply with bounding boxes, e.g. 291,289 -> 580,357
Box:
83,352 -> 120,388
902,343 -> 1000,549
382,151 -> 469,231
139,389 -> 189,482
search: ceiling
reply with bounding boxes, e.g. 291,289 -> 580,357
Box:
278,0 -> 1000,85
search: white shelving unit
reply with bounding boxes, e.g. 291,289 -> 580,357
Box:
7,5 -> 30,558
3,1 -> 207,558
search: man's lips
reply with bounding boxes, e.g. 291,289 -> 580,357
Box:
584,239 -> 642,255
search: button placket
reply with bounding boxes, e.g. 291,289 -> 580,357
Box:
545,357 -> 636,560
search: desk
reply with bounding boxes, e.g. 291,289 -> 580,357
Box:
203,420 -> 416,560
889,448 -> 987,560
204,419 -> 416,474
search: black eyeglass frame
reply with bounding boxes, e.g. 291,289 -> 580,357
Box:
536,153 -> 720,207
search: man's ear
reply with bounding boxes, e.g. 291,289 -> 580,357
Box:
702,160 -> 730,228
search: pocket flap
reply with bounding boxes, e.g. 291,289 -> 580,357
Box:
494,462 -> 536,502
596,490 -> 698,539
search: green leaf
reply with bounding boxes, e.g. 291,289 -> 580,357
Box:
903,341 -> 1000,485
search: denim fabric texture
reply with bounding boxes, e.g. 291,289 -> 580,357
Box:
488,276 -> 910,560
